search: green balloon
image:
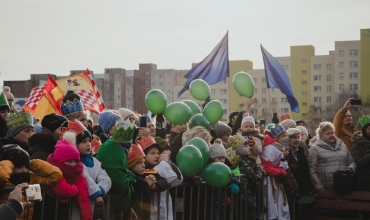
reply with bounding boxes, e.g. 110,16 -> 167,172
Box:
189,113 -> 210,130
176,145 -> 203,178
203,100 -> 224,125
232,71 -> 254,98
187,137 -> 210,168
145,89 -> 167,114
201,162 -> 232,188
183,100 -> 202,117
189,79 -> 211,101
163,102 -> 191,125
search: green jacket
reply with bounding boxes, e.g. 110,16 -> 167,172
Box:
350,133 -> 370,191
96,140 -> 138,213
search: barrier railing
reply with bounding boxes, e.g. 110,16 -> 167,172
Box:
0,174 -> 270,220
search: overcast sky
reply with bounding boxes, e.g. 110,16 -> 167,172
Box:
0,0 -> 369,85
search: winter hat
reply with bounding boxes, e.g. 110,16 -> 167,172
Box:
226,148 -> 241,167
61,120 -> 92,145
209,139 -> 226,159
296,126 -> 308,137
98,111 -> 122,134
154,136 -> 170,153
127,144 -> 145,169
295,120 -> 307,127
227,134 -> 245,150
358,116 -> 370,139
6,112 -> 33,138
269,125 -> 285,139
0,144 -> 30,168
54,133 -> 80,163
60,90 -> 84,116
229,111 -> 239,122
118,108 -> 137,120
287,128 -> 301,137
241,113 -> 255,130
41,113 -> 68,132
33,124 -> 42,133
212,122 -> 232,139
0,93 -> 10,111
280,119 -> 296,130
3,87 -> 14,100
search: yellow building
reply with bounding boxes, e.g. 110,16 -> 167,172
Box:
361,29 -> 370,100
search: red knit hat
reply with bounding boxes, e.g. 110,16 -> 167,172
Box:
136,136 -> 161,154
54,139 -> 80,163
127,144 -> 145,169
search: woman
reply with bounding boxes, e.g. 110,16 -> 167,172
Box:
351,116 -> 370,191
308,122 -> 356,196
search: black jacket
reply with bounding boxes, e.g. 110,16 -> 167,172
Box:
350,134 -> 370,191
0,199 -> 23,220
0,137 -> 30,152
0,119 -> 8,138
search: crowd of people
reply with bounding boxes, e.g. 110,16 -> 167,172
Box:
0,85 -> 370,220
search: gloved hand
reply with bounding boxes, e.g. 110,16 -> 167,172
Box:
228,183 -> 239,194
280,161 -> 289,170
93,200 -> 105,219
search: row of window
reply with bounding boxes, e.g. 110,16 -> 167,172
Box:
245,108 -> 290,115
339,50 -> 358,57
153,82 -> 171,86
313,61 -> 359,70
311,72 -> 358,81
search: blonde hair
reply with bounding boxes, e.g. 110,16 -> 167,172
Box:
315,121 -> 335,138
182,126 -> 211,146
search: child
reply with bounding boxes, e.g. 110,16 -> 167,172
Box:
127,143 -> 156,220
138,136 -> 183,220
95,113 -> 138,218
0,144 -> 62,220
240,113 -> 264,168
44,136 -> 92,220
208,139 -> 239,220
261,125 -> 290,219
61,120 -> 112,220
234,135 -> 263,220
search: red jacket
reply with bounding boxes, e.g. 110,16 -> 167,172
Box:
261,135 -> 288,178
47,154 -> 92,220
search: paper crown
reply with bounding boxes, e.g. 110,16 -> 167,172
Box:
358,116 -> 370,130
280,113 -> 291,122
91,139 -> 101,154
112,118 -> 135,143
269,125 -> 285,138
226,134 -> 245,150
5,112 -> 33,131
0,93 -> 9,108
136,136 -> 156,151
127,144 -> 145,163
61,120 -> 86,136
60,91 -> 84,116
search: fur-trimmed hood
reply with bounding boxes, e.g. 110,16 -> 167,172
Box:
352,131 -> 370,146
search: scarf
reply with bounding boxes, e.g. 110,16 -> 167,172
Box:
47,154 -> 83,181
80,154 -> 94,168
324,140 -> 336,149
271,142 -> 285,152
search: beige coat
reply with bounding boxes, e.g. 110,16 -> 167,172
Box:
308,137 -> 356,190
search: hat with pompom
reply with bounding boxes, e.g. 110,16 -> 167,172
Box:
209,139 -> 226,159
54,132 -> 80,163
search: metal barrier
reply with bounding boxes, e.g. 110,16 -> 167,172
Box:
0,174 -> 270,220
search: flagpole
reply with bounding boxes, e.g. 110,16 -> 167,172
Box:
227,31 -> 230,116
261,44 -> 274,119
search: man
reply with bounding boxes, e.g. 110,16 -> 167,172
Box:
0,183 -> 30,220
333,98 -> 357,150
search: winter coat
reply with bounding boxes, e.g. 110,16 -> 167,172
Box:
286,145 -> 313,195
169,132 -> 185,166
0,119 -> 8,138
71,155 -> 112,220
0,137 -> 30,152
0,199 -> 23,220
238,155 -> 262,187
167,130 -> 181,146
333,107 -> 357,150
131,171 -> 152,220
0,159 -> 63,220
350,134 -> 370,191
260,136 -> 287,178
150,161 -> 183,220
28,127 -> 58,161
280,163 -> 298,193
308,136 -> 357,190
95,140 -> 138,213
45,154 -> 92,220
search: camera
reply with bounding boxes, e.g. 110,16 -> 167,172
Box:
24,184 -> 42,202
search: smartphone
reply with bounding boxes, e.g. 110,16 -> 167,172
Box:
139,116 -> 147,128
260,119 -> 266,126
351,99 -> 361,105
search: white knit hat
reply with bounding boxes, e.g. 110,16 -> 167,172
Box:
241,113 -> 255,130
296,126 -> 308,137
287,128 -> 301,137
118,108 -> 136,120
280,119 -> 296,130
209,139 -> 226,159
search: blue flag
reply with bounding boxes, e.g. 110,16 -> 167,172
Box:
178,32 -> 229,97
261,45 -> 299,113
